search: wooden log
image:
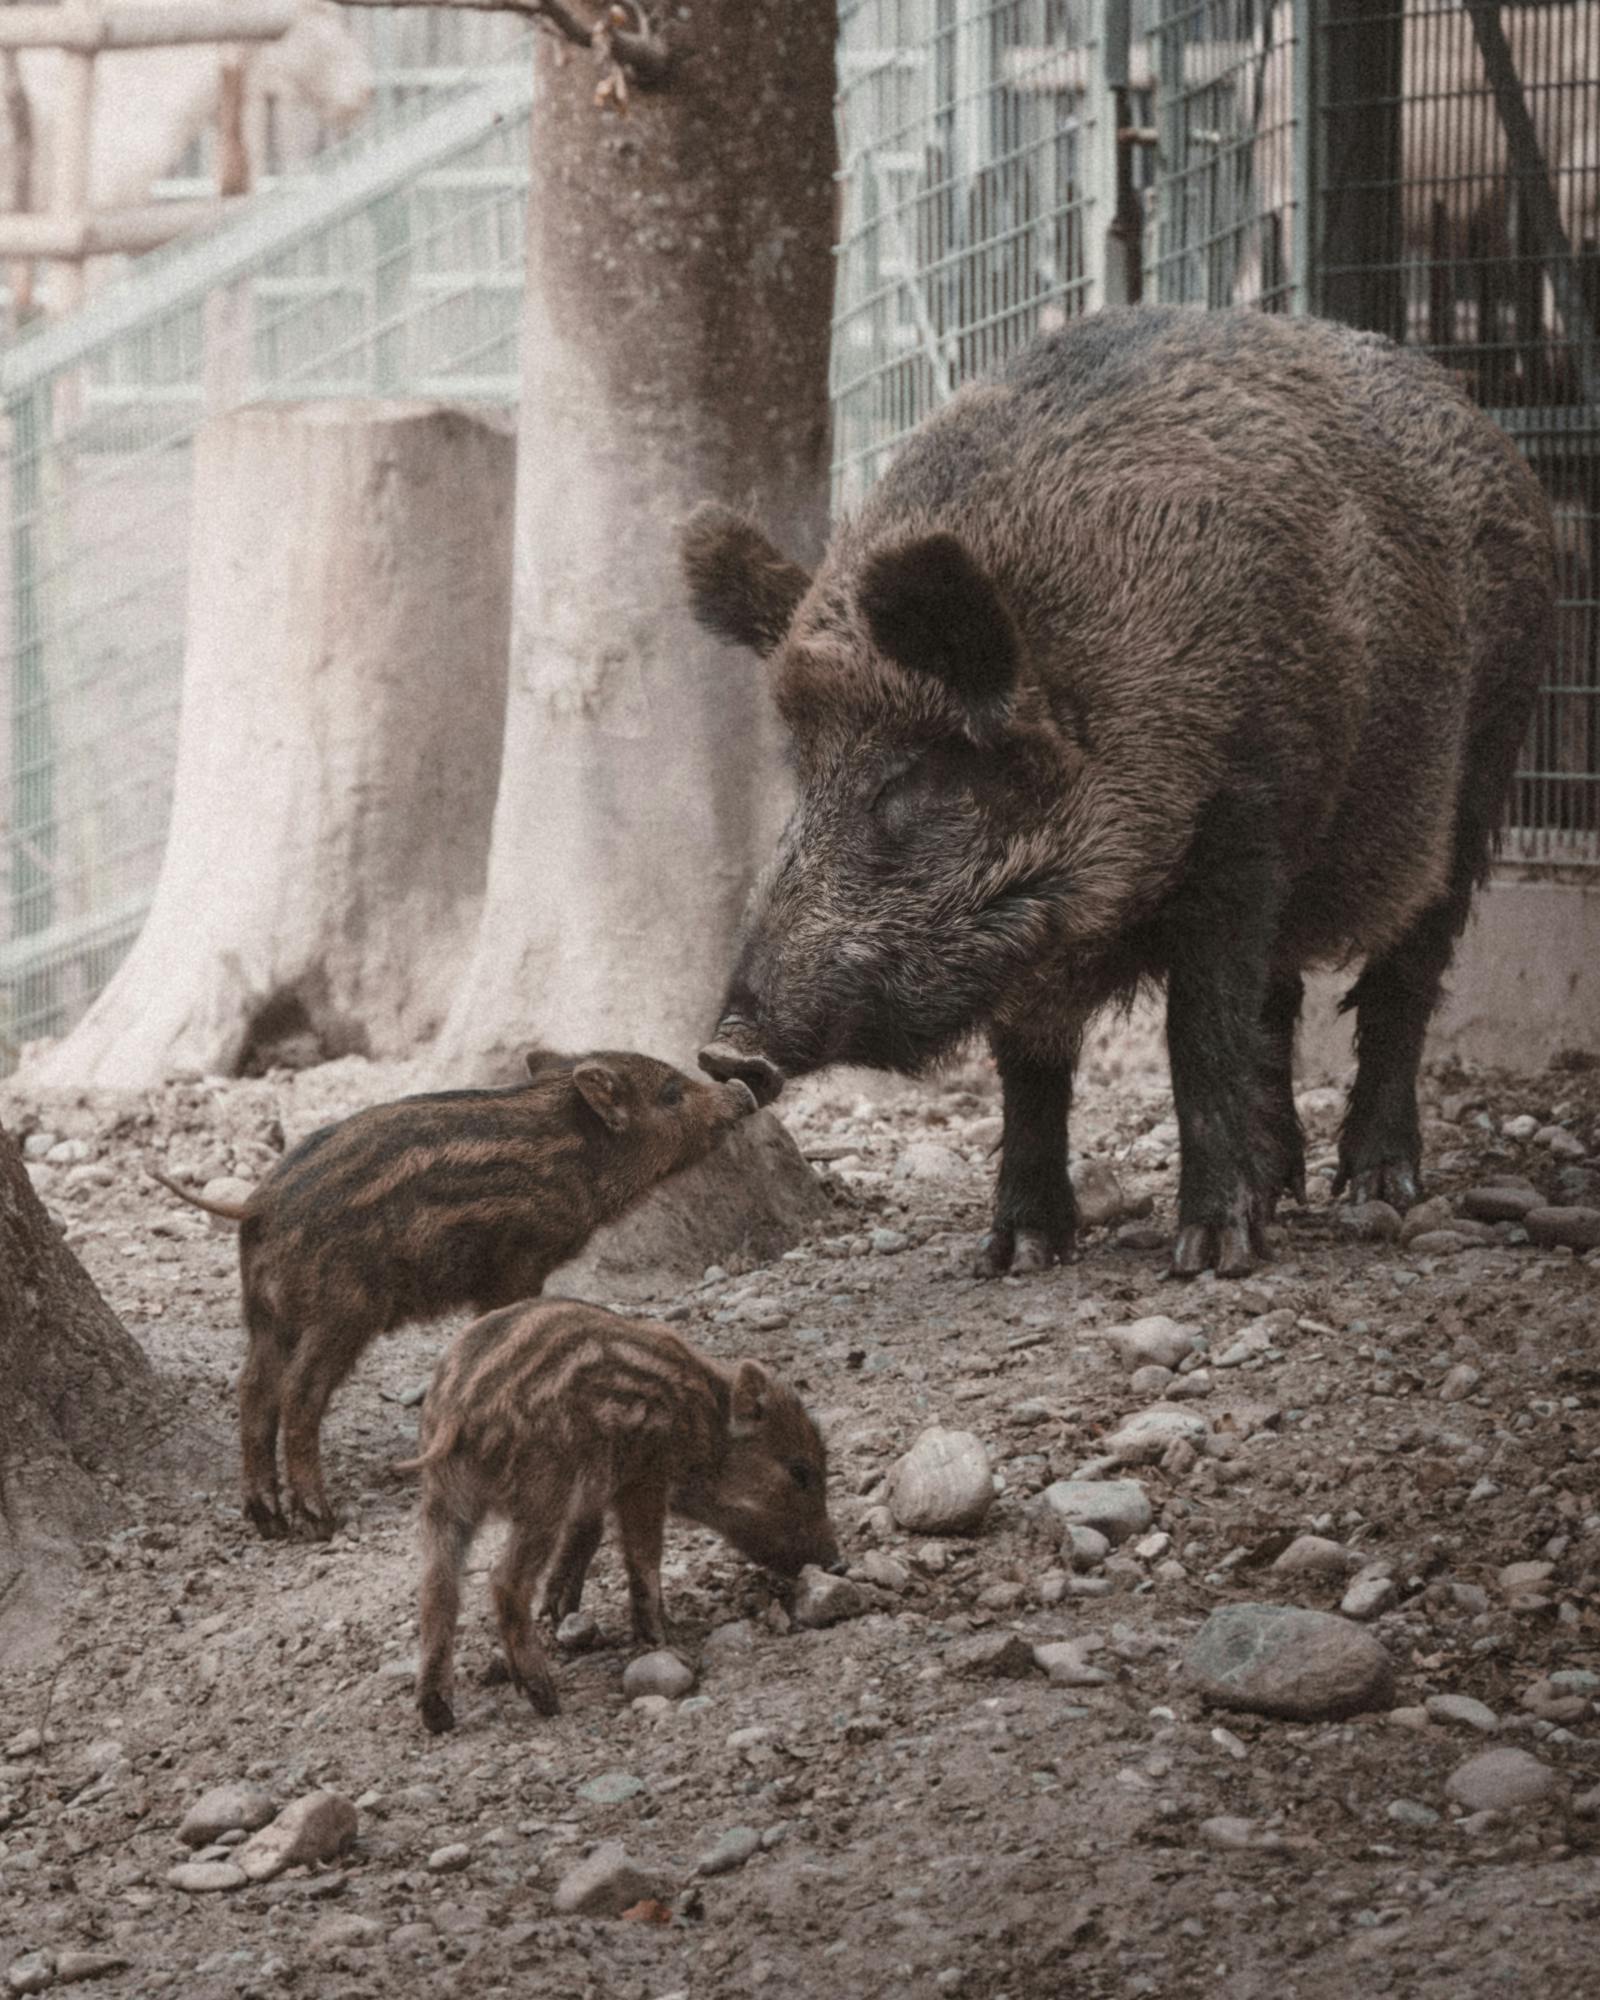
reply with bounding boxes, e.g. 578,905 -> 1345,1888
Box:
0,197 -> 239,257
0,2 -> 297,52
24,403 -> 515,1088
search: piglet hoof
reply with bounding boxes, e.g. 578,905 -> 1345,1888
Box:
511,1668 -> 561,1718
287,1498 -> 336,1542
419,1691 -> 456,1735
244,1495 -> 287,1540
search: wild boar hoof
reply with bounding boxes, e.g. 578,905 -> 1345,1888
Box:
973,1227 -> 1068,1278
1337,1160 -> 1420,1210
1169,1220 -> 1259,1280
479,1653 -> 512,1686
419,1692 -> 456,1734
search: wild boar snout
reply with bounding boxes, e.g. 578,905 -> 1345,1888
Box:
698,1039 -> 784,1107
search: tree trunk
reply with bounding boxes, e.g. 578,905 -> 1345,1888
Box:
0,1126 -> 160,1657
436,1 -> 838,1076
27,402 -> 516,1088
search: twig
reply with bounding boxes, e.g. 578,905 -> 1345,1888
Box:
329,0 -> 594,46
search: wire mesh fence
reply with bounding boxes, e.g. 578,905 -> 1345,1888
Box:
0,32 -> 532,1067
836,0 -> 1600,866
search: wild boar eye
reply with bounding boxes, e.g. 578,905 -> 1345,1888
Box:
789,1461 -> 815,1492
658,1078 -> 684,1108
867,759 -> 916,815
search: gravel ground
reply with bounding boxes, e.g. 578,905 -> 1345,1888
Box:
2,1036 -> 1598,2000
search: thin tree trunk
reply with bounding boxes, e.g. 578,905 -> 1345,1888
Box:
436,1 -> 838,1075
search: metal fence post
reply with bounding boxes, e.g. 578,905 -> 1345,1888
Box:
1088,0 -> 1135,310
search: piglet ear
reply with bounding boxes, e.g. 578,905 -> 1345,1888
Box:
681,502 -> 813,658
729,1359 -> 771,1436
573,1061 -> 630,1133
858,532 -> 1021,724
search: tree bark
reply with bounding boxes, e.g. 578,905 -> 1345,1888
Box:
27,402 -> 516,1088
436,0 -> 838,1076
0,1125 -> 160,1657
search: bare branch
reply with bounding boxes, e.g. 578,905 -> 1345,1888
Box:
329,0 -> 594,48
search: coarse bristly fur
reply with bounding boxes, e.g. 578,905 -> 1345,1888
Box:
404,1298 -> 839,1732
153,1051 -> 758,1538
685,308 -> 1555,1281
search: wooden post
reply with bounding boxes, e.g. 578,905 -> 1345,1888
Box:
49,46 -> 93,315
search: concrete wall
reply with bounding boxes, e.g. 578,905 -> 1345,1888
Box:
1298,874 -> 1600,1082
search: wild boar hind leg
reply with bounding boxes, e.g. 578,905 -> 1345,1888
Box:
491,1518 -> 562,1717
974,1034 -> 1078,1278
614,1482 -> 670,1645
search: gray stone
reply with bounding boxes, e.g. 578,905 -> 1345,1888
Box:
235,1791 -> 357,1883
1340,1575 -> 1396,1621
5,1954 -> 54,1995
1399,1195 -> 1455,1245
894,1140 -> 965,1184
1520,1679 -> 1590,1725
426,1844 -> 471,1874
886,1428 -> 994,1535
946,1632 -> 1035,1679
1408,1230 -> 1469,1255
1071,1158 -> 1129,1229
701,1619 -> 758,1657
167,1861 -> 247,1893
870,1227 -> 910,1255
1185,1604 -> 1395,1721
857,1550 -> 910,1592
178,1783 -> 276,1847
1445,1748 -> 1560,1812
1438,1364 -> 1481,1402
792,1567 -> 868,1629
1425,1693 -> 1498,1734
1459,1185 -> 1542,1222
51,1953 -> 127,1985
696,1826 -> 762,1878
1101,1316 -> 1197,1373
1386,1799 -> 1441,1828
557,1612 -> 600,1651
1198,1816 -> 1258,1851
552,1842 -> 666,1918
1032,1641 -> 1111,1688
1128,1365 -> 1174,1398
1535,1126 -> 1586,1159
1102,1407 -> 1210,1466
1065,1524 -> 1110,1569
309,1915 -> 382,1952
1524,1206 -> 1600,1251
1041,1478 -> 1153,1546
1335,1201 -> 1402,1243
622,1651 -> 696,1701
1272,1535 -> 1354,1577
576,1771 -> 645,1806
551,1111 -> 828,1302
1497,1559 -> 1554,1597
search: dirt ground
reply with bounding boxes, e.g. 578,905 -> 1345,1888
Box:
2,1034 -> 1598,2000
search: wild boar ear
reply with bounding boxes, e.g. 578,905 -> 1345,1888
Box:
858,532 -> 1021,723
523,1046 -> 563,1081
729,1359 -> 771,1436
681,502 -> 813,658
572,1061 -> 630,1133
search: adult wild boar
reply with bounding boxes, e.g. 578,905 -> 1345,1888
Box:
687,309 -> 1553,1279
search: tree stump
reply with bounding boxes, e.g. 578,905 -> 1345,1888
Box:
0,1126 -> 161,1658
27,402 -> 515,1087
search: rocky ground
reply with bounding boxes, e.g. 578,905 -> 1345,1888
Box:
2,1034 -> 1598,2000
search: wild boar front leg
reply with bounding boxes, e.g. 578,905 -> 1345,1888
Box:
238,1303 -> 289,1538
974,1034 -> 1076,1277
540,1510 -> 605,1628
1164,828 -> 1281,1278
614,1482 -> 670,1646
278,1328 -> 365,1538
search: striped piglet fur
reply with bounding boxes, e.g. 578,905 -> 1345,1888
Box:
405,1299 -> 840,1732
154,1048 -> 757,1539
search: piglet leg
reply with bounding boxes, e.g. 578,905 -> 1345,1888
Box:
492,1520 -> 561,1717
416,1496 -> 476,1734
614,1482 -> 670,1646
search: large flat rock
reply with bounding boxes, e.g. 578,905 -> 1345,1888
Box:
551,1110 -> 829,1303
